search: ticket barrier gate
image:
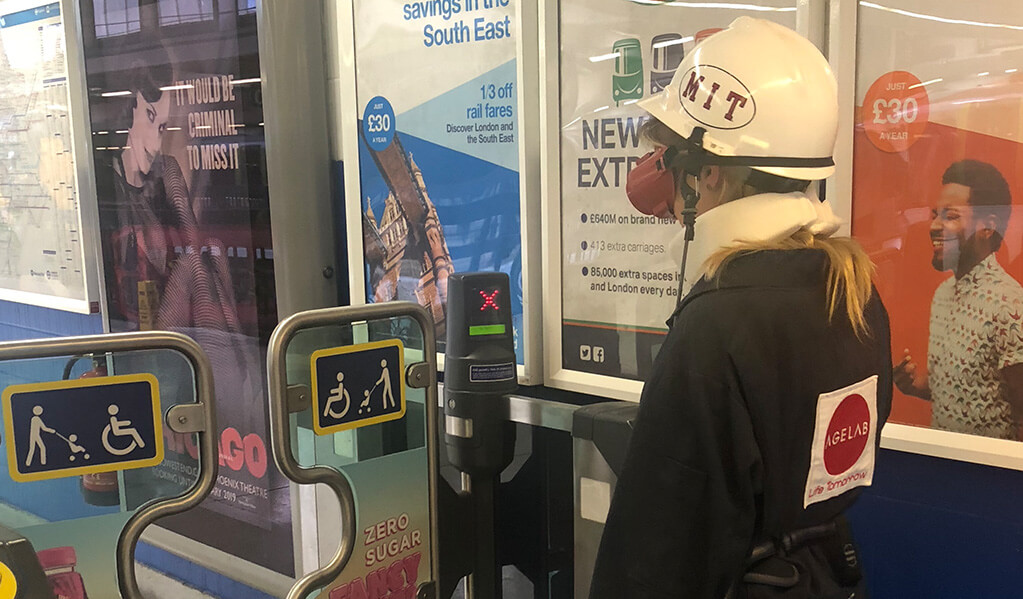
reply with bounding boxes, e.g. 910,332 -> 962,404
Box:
0,332 -> 218,598
476,395 -> 632,599
265,283 -> 554,599
440,273 -> 591,599
265,284 -> 631,599
571,402 -> 638,599
267,302 -> 441,599
441,273 -> 518,599
437,388 -> 626,599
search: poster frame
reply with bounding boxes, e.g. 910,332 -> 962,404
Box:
539,0 -> 827,401
0,0 -> 104,315
540,0 -> 1023,470
538,0 -> 644,402
339,0 -> 544,385
75,0 -> 330,589
829,0 -> 1023,471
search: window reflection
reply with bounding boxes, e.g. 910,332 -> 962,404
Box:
157,0 -> 213,27
94,0 -> 140,38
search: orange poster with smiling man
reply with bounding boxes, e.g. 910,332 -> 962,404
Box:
853,67 -> 1023,442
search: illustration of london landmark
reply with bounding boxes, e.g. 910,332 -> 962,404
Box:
363,132 -> 454,337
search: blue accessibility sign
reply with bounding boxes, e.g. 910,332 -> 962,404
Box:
2,374 -> 164,482
311,340 -> 406,435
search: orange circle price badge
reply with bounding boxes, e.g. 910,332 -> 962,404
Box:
862,71 -> 930,153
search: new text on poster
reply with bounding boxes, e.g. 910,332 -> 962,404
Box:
577,116 -> 647,188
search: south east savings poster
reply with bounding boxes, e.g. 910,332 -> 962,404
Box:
354,0 -> 524,363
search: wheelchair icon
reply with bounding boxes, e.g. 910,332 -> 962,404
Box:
323,372 -> 351,420
102,404 -> 146,456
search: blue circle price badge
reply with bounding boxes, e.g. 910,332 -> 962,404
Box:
362,96 -> 395,152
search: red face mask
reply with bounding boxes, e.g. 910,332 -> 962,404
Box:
626,146 -> 677,219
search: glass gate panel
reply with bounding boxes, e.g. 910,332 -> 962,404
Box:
268,304 -> 439,599
0,332 -> 217,598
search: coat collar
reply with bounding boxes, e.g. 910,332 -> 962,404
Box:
667,249 -> 831,327
671,191 -> 842,298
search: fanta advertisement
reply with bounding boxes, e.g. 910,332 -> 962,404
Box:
329,552 -> 423,599
328,510 -> 426,599
363,513 -> 424,567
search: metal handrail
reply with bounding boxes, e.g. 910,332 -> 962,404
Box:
0,331 -> 218,599
266,302 -> 440,599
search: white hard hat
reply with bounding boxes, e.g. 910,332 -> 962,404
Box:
638,17 -> 838,181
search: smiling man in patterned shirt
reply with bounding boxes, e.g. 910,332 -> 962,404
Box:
894,159 -> 1023,440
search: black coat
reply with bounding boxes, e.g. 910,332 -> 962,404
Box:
590,249 -> 893,599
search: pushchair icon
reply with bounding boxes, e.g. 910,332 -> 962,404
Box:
55,432 -> 89,462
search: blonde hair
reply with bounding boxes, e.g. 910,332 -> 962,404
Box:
706,165 -> 876,338
639,120 -> 875,338
638,114 -> 871,333
703,231 -> 876,338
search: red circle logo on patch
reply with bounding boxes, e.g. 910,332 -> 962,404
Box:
823,394 -> 871,475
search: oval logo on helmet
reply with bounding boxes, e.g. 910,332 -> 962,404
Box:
677,65 -> 756,130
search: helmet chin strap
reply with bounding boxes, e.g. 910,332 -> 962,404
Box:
672,127 -> 706,309
665,126 -> 836,313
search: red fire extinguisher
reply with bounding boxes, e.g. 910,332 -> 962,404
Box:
63,356 -> 119,507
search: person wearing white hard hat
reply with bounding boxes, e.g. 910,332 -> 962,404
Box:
590,18 -> 893,599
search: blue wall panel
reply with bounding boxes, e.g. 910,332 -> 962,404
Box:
0,299 -> 104,387
0,302 -> 113,520
0,300 -> 103,342
849,449 -> 1023,598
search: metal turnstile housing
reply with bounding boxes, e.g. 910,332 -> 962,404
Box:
572,402 -> 637,598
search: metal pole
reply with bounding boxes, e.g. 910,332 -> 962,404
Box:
470,475 -> 502,599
